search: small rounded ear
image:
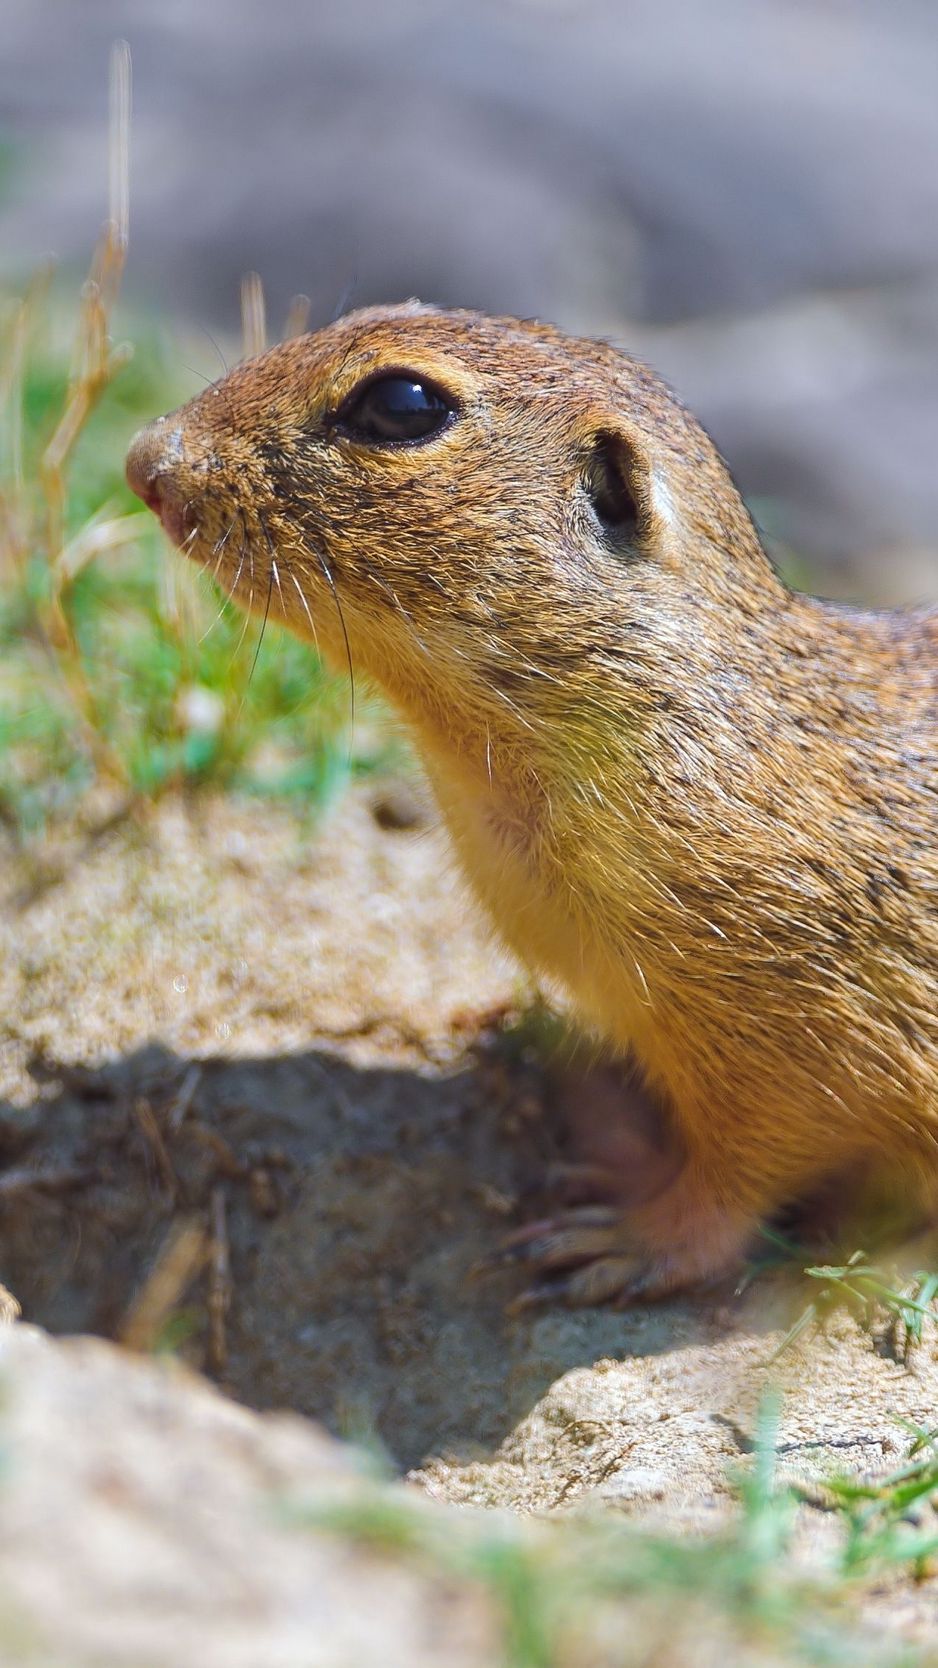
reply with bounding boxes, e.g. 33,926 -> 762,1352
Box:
582,430 -> 654,545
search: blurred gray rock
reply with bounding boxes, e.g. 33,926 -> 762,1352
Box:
0,1326 -> 493,1668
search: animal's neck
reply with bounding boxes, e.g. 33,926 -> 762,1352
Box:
403,597 -> 870,1098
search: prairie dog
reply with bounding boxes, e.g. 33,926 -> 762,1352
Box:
126,303 -> 938,1304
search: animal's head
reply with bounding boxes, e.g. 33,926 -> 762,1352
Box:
126,303 -> 773,744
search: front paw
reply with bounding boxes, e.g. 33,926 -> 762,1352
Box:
481,1193 -> 752,1311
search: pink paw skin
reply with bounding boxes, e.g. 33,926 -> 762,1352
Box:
495,1170 -> 756,1311
487,1059 -> 757,1310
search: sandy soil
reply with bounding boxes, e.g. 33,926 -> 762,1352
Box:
2,782 -> 938,1659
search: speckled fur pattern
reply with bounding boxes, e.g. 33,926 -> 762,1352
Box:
126,303 -> 938,1303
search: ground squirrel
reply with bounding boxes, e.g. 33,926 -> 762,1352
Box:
126,303 -> 938,1306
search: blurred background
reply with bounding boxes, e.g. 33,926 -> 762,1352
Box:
2,0 -> 938,829
5,0 -> 938,591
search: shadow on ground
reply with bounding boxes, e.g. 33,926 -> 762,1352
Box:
0,1040 -> 768,1471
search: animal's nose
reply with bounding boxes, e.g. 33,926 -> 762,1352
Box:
125,418 -> 192,547
125,419 -> 177,513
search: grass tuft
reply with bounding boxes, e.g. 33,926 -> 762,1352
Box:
0,45 -> 386,840
290,1398 -> 929,1666
764,1243 -> 938,1364
806,1423 -> 938,1582
0,261 -> 384,837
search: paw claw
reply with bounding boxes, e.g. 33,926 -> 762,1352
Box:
506,1256 -> 656,1313
475,1208 -> 622,1273
475,1181 -> 752,1311
504,1282 -> 557,1316
483,1210 -> 628,1280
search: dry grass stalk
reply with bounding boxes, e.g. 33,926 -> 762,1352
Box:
119,1216 -> 208,1353
283,292 -> 311,339
206,1184 -> 232,1375
241,270 -> 267,359
1,43 -> 138,790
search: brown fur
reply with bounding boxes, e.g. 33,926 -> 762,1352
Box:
126,303 -> 938,1302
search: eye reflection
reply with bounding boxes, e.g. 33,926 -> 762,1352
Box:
337,375 -> 454,444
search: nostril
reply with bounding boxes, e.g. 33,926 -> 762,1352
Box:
125,419 -> 193,550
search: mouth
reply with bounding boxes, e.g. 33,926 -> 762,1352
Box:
156,494 -> 194,551
137,483 -> 192,550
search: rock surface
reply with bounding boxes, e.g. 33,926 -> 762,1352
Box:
0,1324 -> 496,1668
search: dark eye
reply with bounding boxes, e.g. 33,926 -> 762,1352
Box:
337,375 -> 454,444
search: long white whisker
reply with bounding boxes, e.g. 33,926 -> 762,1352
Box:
312,545 -> 355,732
197,521 -> 239,644
289,569 -> 321,656
242,558 -> 275,703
